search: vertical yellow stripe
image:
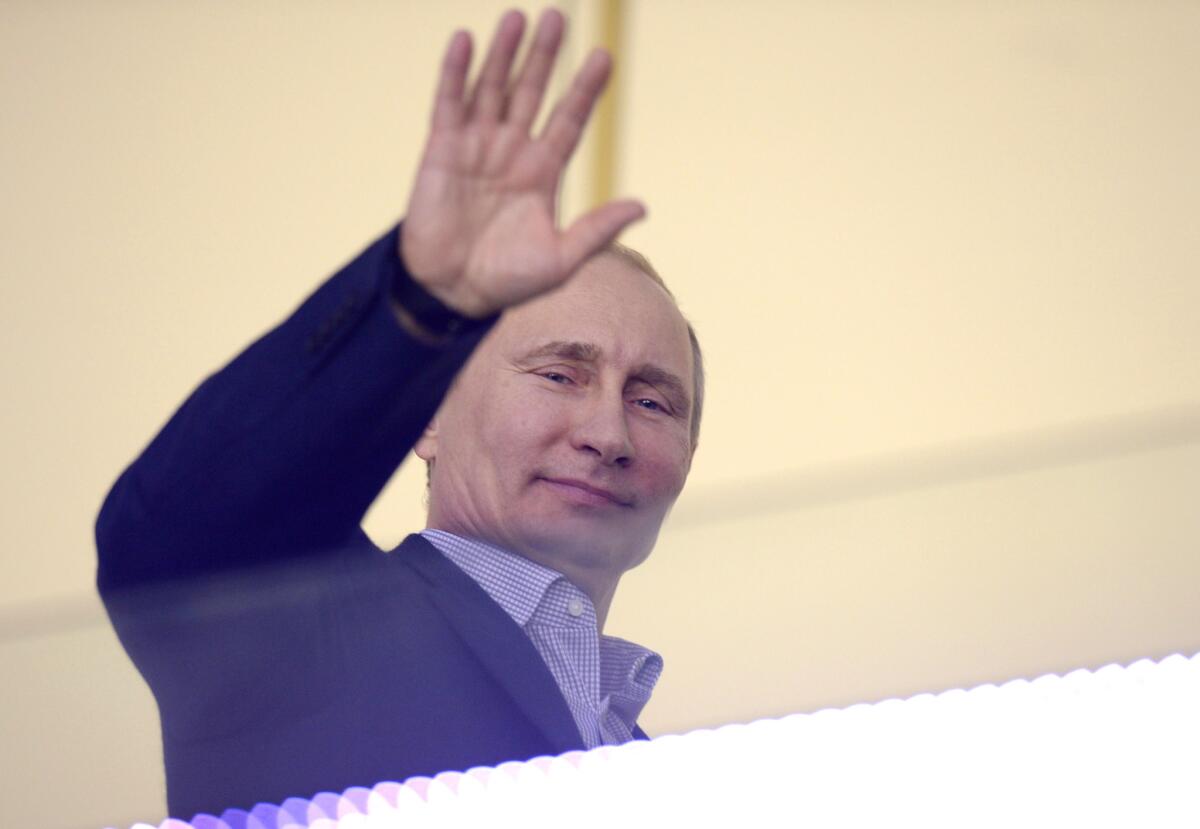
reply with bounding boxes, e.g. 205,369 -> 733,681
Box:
591,0 -> 623,208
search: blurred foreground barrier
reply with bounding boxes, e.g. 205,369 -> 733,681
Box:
117,651 -> 1199,828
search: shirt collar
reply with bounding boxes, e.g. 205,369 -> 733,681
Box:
421,529 -> 664,729
420,529 -> 566,628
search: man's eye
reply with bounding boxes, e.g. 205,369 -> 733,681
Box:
633,398 -> 664,412
542,372 -> 572,384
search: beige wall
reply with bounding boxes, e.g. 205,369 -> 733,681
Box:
1,2 -> 1197,827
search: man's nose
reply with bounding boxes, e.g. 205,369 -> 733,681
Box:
571,393 -> 635,467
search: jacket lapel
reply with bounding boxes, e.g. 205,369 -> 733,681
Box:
394,535 -> 585,756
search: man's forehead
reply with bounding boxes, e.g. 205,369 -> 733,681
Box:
506,318 -> 690,371
481,253 -> 693,385
514,334 -> 685,370
528,251 -> 678,315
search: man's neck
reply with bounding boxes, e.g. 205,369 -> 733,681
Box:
421,525 -> 620,629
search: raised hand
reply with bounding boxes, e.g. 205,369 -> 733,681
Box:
400,9 -> 645,319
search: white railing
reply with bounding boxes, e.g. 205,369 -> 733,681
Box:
118,650 -> 1200,828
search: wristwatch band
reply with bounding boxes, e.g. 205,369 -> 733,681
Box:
392,223 -> 497,338
391,260 -> 478,338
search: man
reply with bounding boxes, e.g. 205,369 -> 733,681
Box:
96,9 -> 701,819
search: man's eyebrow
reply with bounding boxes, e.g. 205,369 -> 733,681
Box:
517,340 -> 602,363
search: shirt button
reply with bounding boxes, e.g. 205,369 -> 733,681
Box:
567,598 -> 585,617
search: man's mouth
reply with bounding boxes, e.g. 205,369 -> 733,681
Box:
538,477 -> 634,508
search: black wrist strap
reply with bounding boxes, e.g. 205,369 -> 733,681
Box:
391,262 -> 477,337
391,226 -> 493,338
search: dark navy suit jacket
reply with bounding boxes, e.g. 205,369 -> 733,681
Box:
96,227 -> 600,819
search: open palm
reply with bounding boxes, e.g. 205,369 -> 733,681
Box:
400,10 -> 645,319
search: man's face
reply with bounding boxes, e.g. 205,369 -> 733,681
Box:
416,253 -> 695,600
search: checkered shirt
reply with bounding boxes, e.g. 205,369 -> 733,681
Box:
420,529 -> 663,749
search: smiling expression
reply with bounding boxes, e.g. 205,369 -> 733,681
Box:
416,252 -> 696,609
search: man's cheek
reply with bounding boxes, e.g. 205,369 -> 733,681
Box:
511,408 -> 566,449
645,446 -> 691,489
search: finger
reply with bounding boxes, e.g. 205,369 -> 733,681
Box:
506,8 -> 566,131
558,199 -> 647,273
431,30 -> 473,130
540,48 -> 612,163
467,10 -> 526,122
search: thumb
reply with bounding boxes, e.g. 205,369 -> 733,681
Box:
558,199 -> 647,274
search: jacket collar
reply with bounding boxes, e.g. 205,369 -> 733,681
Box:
391,534 -> 585,755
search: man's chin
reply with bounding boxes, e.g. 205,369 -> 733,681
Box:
511,519 -> 653,576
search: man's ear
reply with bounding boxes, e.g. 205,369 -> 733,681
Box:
414,418 -> 438,463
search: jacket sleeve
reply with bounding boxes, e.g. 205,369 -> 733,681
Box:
95,224 -> 495,593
